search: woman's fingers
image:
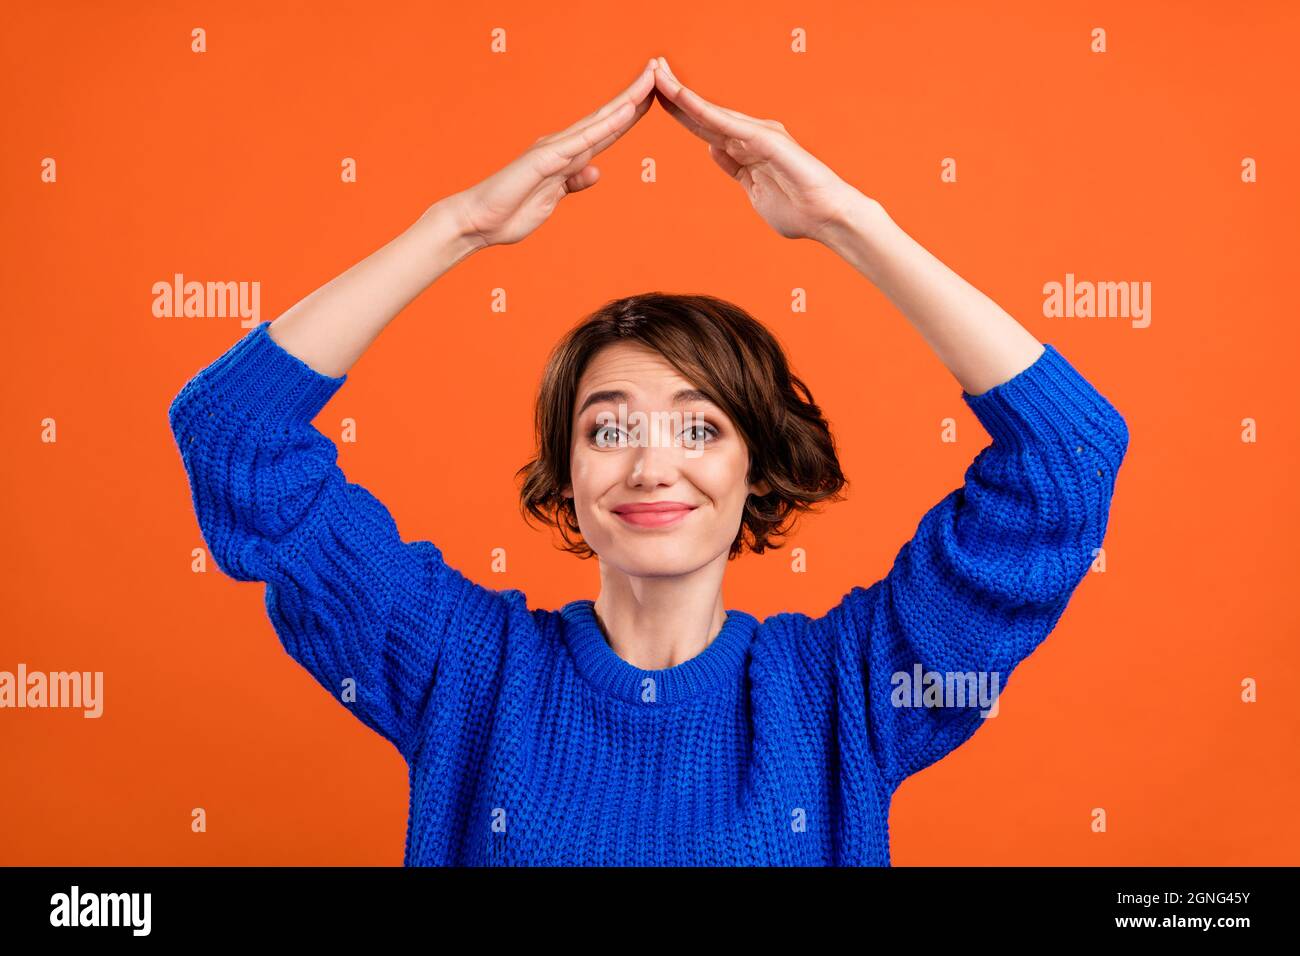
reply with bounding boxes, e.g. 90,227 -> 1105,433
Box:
654,61 -> 791,171
652,83 -> 722,147
708,143 -> 745,183
521,55 -> 794,195
563,165 -> 601,194
653,57 -> 769,145
583,78 -> 657,156
658,56 -> 770,130
527,61 -> 656,180
531,100 -> 637,178
551,60 -> 657,142
653,65 -> 727,147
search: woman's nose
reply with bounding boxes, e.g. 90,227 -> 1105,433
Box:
627,426 -> 681,485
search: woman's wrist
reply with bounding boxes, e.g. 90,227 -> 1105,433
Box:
415,195 -> 490,271
816,192 -> 900,286
815,191 -> 890,258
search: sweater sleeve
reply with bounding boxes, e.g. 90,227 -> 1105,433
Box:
167,321 -> 509,761
829,343 -> 1129,793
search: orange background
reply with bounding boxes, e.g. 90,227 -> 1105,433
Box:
2,0 -> 1297,865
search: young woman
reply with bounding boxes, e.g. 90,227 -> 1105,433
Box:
169,57 -> 1128,865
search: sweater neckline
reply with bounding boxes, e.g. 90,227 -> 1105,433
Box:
559,599 -> 758,706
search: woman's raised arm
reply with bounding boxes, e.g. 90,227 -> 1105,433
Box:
168,61 -> 661,760
270,58 -> 661,377
826,348 -> 1128,790
651,58 -> 1130,787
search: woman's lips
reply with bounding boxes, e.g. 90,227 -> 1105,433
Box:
612,503 -> 697,528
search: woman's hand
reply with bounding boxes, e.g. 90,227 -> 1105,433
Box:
445,59 -> 659,250
651,56 -> 865,244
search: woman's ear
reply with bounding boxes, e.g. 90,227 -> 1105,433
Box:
750,478 -> 772,497
560,483 -> 573,499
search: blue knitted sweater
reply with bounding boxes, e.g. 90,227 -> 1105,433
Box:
168,321 -> 1128,866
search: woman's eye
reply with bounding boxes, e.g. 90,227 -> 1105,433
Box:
681,424 -> 718,445
591,424 -> 624,447
587,421 -> 717,448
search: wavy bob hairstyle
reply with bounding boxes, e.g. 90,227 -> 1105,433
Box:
516,292 -> 848,559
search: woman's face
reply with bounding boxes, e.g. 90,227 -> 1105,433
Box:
562,342 -> 768,577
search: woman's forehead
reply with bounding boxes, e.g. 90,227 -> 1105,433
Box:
575,342 -> 694,396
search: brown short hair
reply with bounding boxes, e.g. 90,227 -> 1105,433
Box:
516,292 -> 848,559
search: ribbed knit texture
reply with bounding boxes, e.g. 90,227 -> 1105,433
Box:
168,321 -> 1129,866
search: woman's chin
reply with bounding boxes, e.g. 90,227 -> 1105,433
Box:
600,544 -> 707,579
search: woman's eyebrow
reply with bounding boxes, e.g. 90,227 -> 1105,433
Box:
576,388 -> 715,416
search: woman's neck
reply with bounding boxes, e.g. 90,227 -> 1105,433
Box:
591,561 -> 730,670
